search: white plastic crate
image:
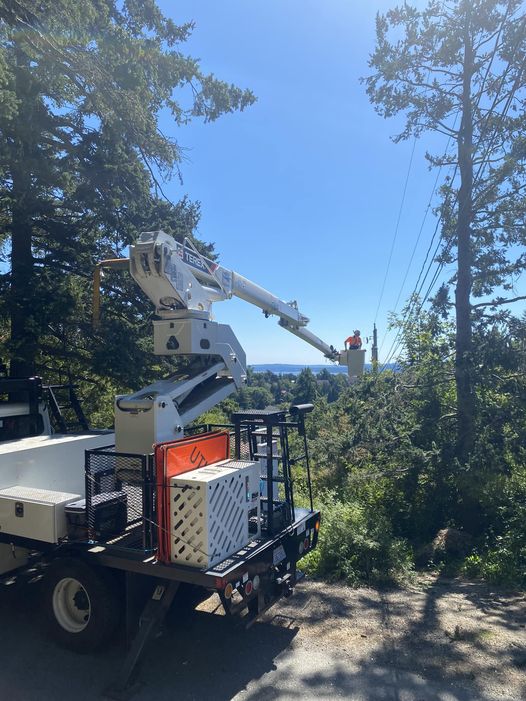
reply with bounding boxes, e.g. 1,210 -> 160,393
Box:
169,459 -> 259,568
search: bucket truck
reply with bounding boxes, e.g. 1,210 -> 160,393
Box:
0,230 -> 365,694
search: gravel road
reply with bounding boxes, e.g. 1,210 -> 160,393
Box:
0,574 -> 524,700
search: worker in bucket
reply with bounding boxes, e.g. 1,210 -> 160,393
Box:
344,330 -> 362,350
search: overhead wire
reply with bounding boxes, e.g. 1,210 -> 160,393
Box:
418,7 -> 526,292
373,137 -> 418,325
380,9 -> 526,369
379,151 -> 459,366
419,39 -> 526,312
389,167 -> 444,315
379,114 -> 460,359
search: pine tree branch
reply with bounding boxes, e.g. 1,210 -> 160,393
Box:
472,295 -> 526,309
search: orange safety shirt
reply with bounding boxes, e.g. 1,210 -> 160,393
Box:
345,335 -> 362,348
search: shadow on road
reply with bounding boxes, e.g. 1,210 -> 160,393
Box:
0,579 -> 298,701
1,575 -> 524,700
243,577 -> 525,701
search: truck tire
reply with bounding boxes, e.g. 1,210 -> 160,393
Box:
42,557 -> 122,653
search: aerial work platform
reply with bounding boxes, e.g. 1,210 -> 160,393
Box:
339,348 -> 366,378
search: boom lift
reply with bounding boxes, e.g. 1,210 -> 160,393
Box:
111,230 -> 365,454
0,230 -> 365,694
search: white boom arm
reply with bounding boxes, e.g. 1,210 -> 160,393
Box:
115,230 -> 361,454
128,230 -> 338,360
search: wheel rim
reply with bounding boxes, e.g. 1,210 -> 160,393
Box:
52,577 -> 91,633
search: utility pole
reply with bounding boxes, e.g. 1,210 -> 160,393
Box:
371,323 -> 378,372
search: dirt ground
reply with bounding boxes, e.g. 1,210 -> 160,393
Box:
0,572 -> 525,700
245,574 -> 526,700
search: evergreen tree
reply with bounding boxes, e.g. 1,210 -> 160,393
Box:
0,0 -> 255,387
366,0 -> 526,461
292,367 -> 319,405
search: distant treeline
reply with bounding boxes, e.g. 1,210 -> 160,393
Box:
230,366 -> 348,410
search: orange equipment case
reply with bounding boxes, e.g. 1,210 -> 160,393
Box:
154,431 -> 230,562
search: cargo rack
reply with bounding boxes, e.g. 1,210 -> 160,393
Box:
81,405 -> 316,558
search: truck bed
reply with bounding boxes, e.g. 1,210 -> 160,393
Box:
71,506 -> 320,590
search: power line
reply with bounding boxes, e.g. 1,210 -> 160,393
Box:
380,167 -> 459,369
373,137 -> 417,324
379,117 -> 460,358
420,41 -> 526,311
378,147 -> 459,362
419,11 -> 526,302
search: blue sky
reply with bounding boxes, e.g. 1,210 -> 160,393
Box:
156,0 -> 449,364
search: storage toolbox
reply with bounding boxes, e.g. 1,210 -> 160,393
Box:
0,485 -> 81,543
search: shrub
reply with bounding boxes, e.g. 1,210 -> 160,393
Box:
461,540 -> 526,588
301,491 -> 414,586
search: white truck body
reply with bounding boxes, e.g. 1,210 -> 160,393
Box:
0,432 -> 114,573
0,432 -> 114,496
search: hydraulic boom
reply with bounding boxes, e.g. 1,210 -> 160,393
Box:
129,231 -> 338,360
110,230 -> 363,453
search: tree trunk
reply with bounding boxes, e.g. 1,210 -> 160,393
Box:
455,13 -> 475,462
9,49 -> 37,378
10,195 -> 36,378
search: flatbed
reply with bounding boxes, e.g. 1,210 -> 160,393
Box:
68,506 -> 319,588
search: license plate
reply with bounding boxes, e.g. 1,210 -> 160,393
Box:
296,523 -> 306,537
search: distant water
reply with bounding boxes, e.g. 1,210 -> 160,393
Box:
251,363 -> 398,375
252,363 -> 370,375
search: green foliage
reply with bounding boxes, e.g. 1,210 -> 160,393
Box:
0,0 -> 255,401
301,491 -> 414,586
366,0 -> 526,462
292,367 -> 319,405
366,0 -> 526,294
197,406 -> 232,427
245,369 -> 295,406
236,385 -> 274,410
296,308 -> 526,588
224,367 -> 350,413
461,464 -> 526,587
462,544 -> 526,588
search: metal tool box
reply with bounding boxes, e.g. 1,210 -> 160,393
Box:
0,485 -> 81,543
